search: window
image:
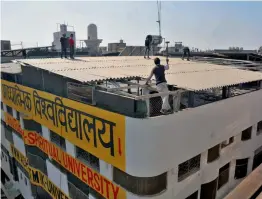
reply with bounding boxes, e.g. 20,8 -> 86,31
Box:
257,121 -> 262,135
68,181 -> 89,199
6,105 -> 12,115
185,191 -> 198,199
218,163 -> 230,189
17,111 -> 20,121
20,173 -> 23,180
221,137 -> 234,148
235,158 -> 248,179
252,146 -> 262,171
178,154 -> 201,181
24,178 -> 27,185
241,127 -> 252,141
1,102 -> 3,110
5,125 -> 14,143
50,130 -> 66,150
200,178 -> 218,199
23,119 -> 42,134
113,167 -> 167,196
76,146 -> 99,171
207,144 -> 220,163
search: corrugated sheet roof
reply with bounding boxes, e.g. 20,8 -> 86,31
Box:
1,63 -> 22,74
15,56 -> 262,91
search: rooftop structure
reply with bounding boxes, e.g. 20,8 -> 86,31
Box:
1,56 -> 262,199
84,24 -> 103,56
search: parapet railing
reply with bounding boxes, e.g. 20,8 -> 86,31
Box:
67,80 -> 262,118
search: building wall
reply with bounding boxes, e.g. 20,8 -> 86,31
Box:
124,89 -> 262,198
108,42 -> 126,52
1,40 -> 11,50
17,167 -> 34,199
125,89 -> 262,176
1,80 -> 262,199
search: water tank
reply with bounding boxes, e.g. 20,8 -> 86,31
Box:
88,24 -> 97,40
60,24 -> 67,33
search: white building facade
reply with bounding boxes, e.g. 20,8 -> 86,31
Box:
1,57 -> 262,199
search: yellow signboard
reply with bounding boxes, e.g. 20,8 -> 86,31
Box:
1,79 -> 126,171
10,144 -> 70,199
5,112 -> 126,199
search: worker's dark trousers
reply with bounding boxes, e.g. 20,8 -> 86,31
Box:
70,46 -> 74,59
144,46 -> 150,58
61,48 -> 67,58
182,50 -> 190,60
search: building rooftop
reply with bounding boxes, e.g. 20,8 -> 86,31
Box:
15,56 -> 262,91
1,62 -> 22,74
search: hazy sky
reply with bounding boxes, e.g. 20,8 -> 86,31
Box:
1,1 -> 262,50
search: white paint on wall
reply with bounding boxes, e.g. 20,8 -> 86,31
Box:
46,159 -> 69,195
13,133 -> 26,156
1,150 -> 13,180
41,125 -> 50,141
99,159 -> 113,181
125,90 -> 262,177
65,140 -> 76,158
1,123 -> 11,153
16,168 -> 34,199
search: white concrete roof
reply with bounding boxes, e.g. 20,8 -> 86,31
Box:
15,56 -> 262,91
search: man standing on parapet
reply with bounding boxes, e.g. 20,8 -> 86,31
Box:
144,37 -> 150,59
60,34 -> 67,58
182,46 -> 191,61
69,34 -> 75,59
145,57 -> 172,114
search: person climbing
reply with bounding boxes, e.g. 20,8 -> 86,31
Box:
182,46 -> 190,61
145,57 -> 172,114
60,34 -> 67,58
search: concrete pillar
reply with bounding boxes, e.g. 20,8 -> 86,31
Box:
142,88 -> 150,117
188,91 -> 195,107
173,92 -> 181,112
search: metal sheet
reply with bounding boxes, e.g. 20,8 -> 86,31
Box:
15,57 -> 262,91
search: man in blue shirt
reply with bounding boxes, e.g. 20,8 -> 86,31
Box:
60,34 -> 68,58
145,57 -> 172,114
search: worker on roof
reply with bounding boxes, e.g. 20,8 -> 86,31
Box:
182,46 -> 190,61
60,33 -> 68,58
144,35 -> 152,59
69,34 -> 75,59
145,57 -> 172,114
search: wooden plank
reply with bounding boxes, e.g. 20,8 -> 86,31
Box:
224,164 -> 262,199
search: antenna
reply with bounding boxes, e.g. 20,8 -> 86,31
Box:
156,0 -> 162,36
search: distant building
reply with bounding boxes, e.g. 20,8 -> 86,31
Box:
52,24 -> 76,51
214,48 -> 257,54
1,40 -> 11,51
108,39 -> 126,52
99,46 -> 107,54
84,24 -> 103,56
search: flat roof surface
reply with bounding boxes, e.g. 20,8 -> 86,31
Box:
14,56 -> 262,91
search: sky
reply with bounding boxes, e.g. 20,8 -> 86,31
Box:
1,1 -> 262,50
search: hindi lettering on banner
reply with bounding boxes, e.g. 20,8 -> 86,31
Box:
10,145 -> 71,199
5,113 -> 126,199
1,79 -> 126,171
